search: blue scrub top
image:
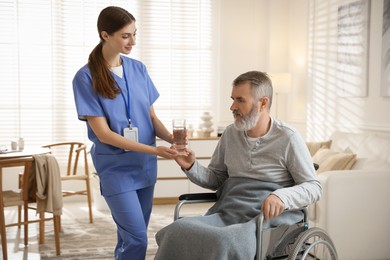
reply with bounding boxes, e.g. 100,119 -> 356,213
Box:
72,56 -> 160,196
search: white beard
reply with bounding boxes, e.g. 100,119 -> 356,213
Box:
233,104 -> 259,131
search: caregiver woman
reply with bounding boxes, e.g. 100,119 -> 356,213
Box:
72,6 -> 178,260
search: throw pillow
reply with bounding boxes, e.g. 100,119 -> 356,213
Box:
306,140 -> 332,156
312,148 -> 357,173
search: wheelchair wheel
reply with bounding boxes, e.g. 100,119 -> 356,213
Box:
271,226 -> 305,258
288,227 -> 338,260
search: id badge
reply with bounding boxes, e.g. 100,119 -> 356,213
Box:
124,127 -> 139,150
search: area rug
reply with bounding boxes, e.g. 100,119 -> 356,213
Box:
39,213 -> 174,259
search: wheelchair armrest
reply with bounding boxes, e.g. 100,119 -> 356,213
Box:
179,192 -> 217,201
257,207 -> 309,232
174,192 -> 217,221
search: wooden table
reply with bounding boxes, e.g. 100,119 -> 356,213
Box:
0,147 -> 51,159
0,147 -> 51,260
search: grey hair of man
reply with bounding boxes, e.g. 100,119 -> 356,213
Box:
232,71 -> 274,110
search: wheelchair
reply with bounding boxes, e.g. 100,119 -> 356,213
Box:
174,164 -> 338,260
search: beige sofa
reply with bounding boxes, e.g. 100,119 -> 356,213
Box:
307,131 -> 390,260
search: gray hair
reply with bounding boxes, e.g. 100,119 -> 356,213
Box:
232,71 -> 273,109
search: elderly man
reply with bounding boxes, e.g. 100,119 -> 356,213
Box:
155,71 -> 322,260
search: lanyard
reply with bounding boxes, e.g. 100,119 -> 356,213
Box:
118,65 -> 132,128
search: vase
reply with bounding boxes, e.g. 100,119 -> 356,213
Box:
198,112 -> 214,137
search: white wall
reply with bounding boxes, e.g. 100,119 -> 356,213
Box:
216,0 -> 390,140
217,0 -> 269,127
287,0 -> 310,135
217,0 -> 308,134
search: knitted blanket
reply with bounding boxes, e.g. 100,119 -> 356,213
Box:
155,177 -> 303,260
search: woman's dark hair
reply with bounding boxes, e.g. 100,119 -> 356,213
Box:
88,6 -> 136,99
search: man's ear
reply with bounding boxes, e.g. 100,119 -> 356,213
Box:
260,96 -> 269,109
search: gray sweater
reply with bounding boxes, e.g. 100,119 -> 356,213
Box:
185,118 -> 322,210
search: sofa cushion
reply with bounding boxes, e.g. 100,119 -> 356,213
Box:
312,148 -> 357,173
306,140 -> 332,156
355,134 -> 390,167
352,157 -> 390,170
329,131 -> 366,153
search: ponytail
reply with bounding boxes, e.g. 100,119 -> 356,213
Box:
88,42 -> 120,99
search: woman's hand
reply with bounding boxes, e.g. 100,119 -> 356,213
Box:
156,146 -> 179,159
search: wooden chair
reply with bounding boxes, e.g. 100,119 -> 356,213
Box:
0,156 -> 61,260
0,157 -> 32,260
42,142 -> 93,223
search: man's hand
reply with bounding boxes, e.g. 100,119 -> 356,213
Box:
260,194 -> 285,221
174,148 -> 196,170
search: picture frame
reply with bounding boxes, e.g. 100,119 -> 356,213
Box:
336,0 -> 371,97
381,0 -> 390,97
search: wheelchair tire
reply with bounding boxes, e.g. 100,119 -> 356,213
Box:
288,227 -> 338,260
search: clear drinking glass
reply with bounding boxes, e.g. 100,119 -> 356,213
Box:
172,119 -> 187,155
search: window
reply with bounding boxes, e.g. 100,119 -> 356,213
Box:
0,0 -> 216,153
135,1 -> 216,128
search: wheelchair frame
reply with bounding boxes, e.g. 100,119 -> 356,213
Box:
174,192 -> 338,260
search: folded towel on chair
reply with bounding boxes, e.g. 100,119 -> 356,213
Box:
155,177 -> 303,260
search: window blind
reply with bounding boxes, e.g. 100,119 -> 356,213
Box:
307,0 -> 369,139
0,0 -> 215,159
307,0 -> 341,138
135,0 -> 216,129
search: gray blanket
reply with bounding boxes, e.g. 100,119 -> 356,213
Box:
155,177 -> 303,260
